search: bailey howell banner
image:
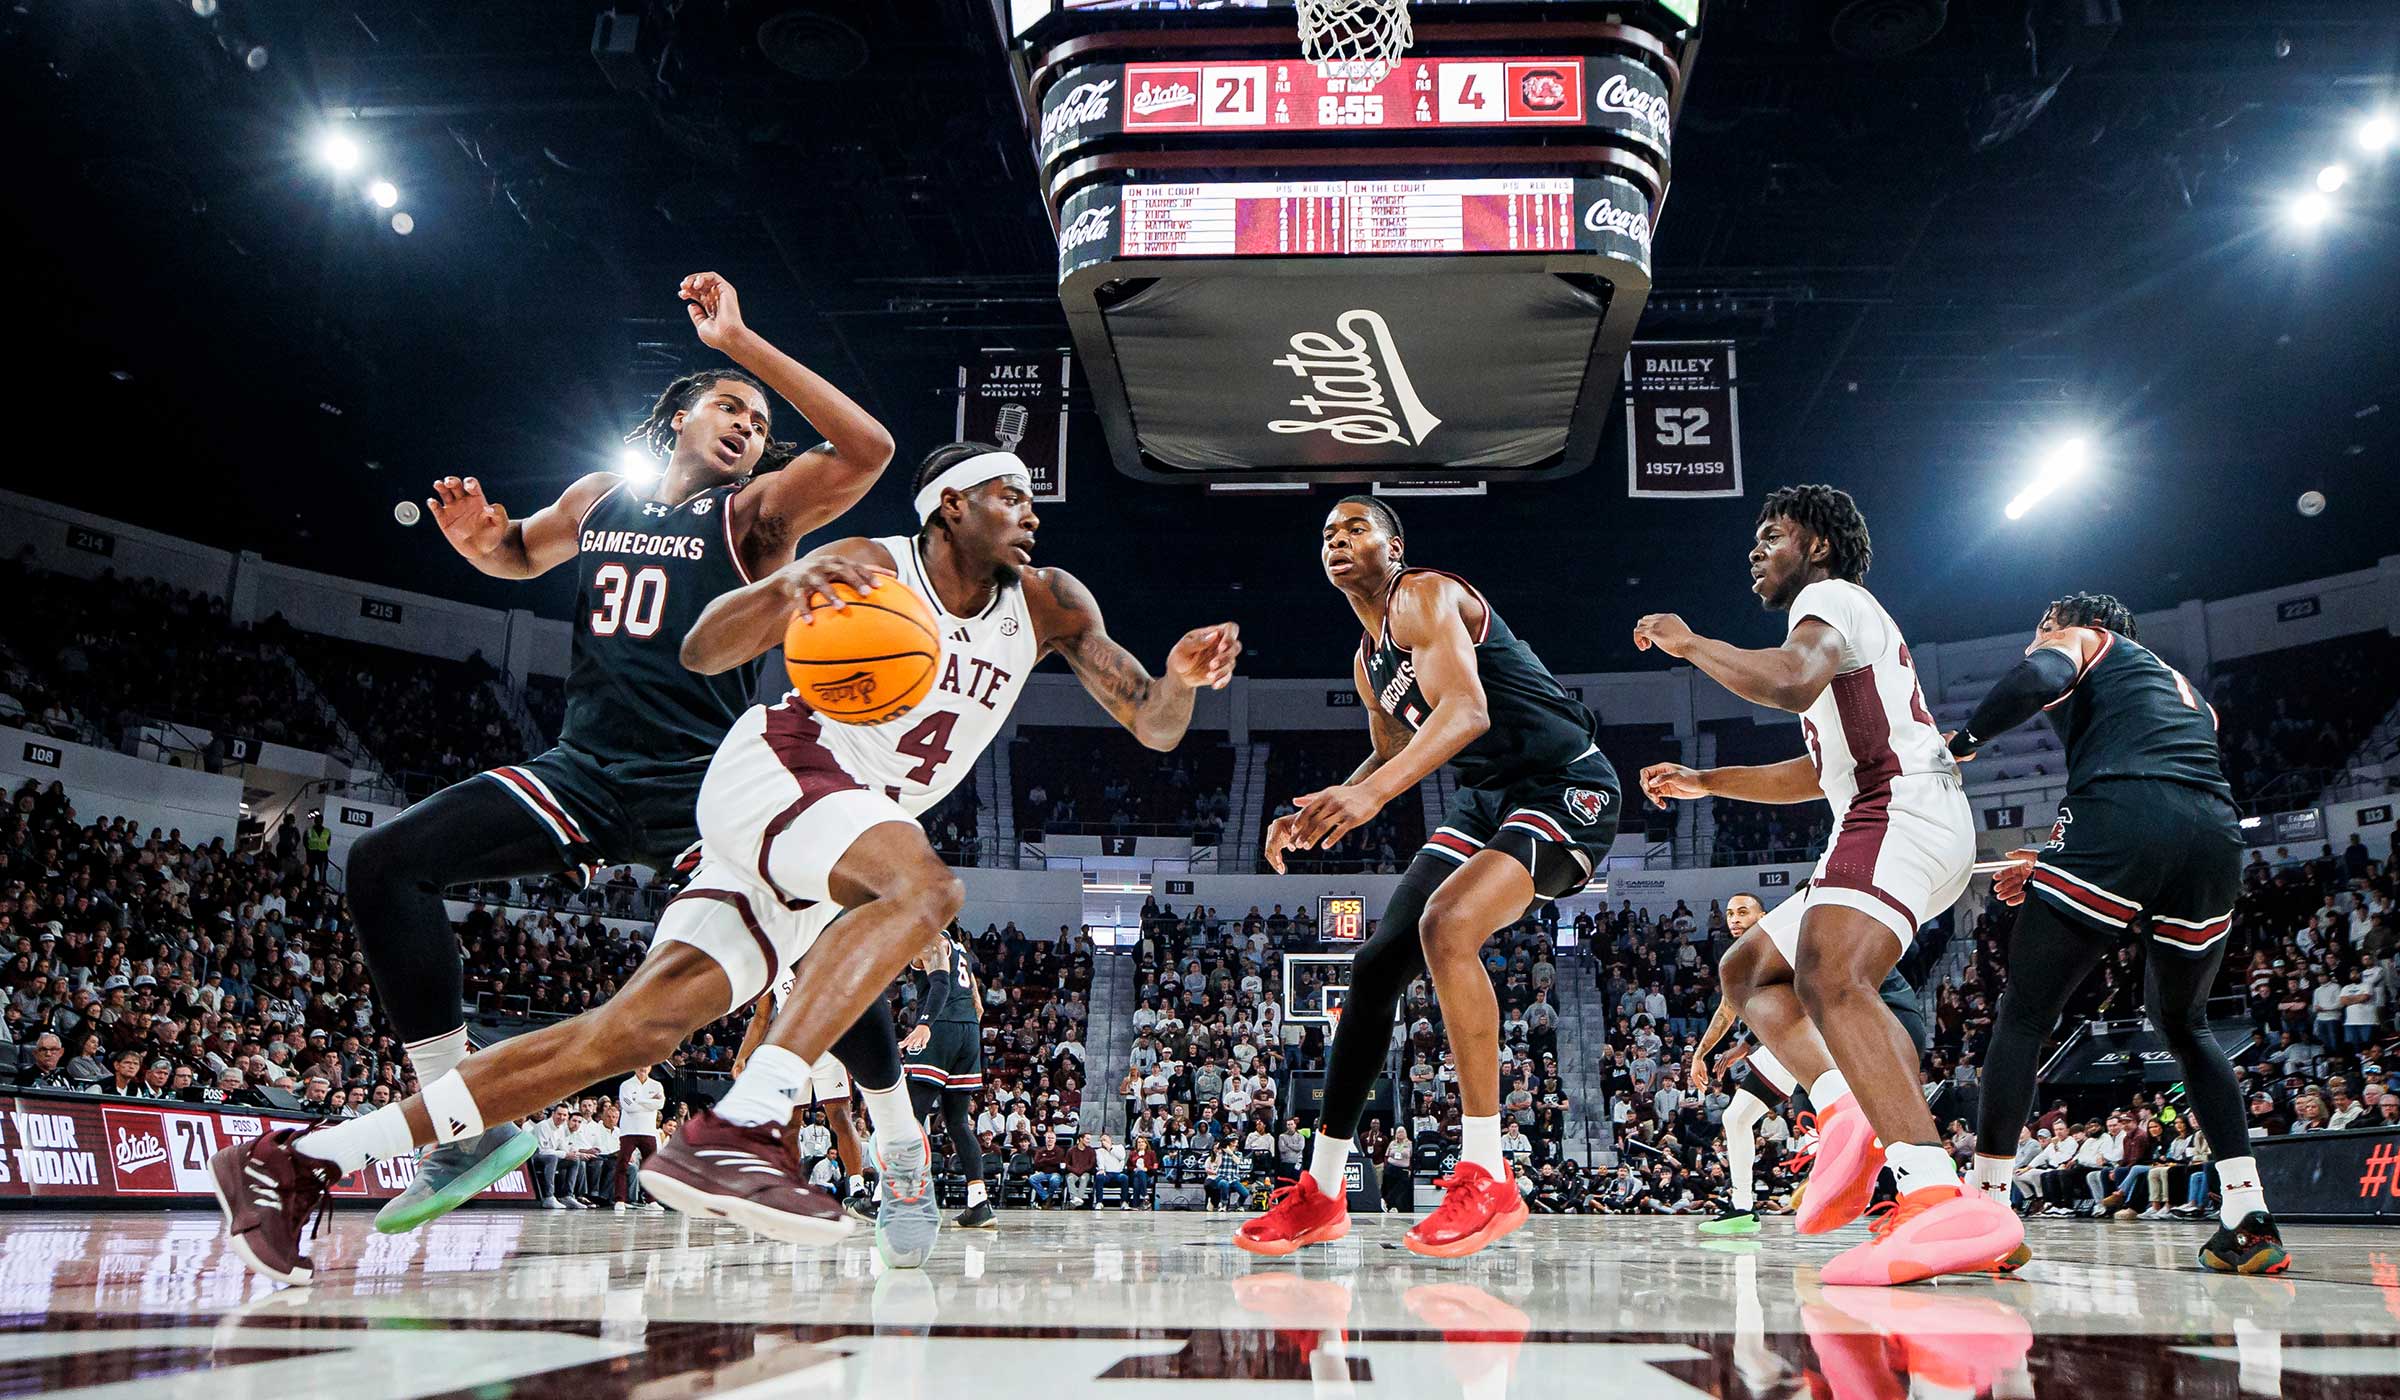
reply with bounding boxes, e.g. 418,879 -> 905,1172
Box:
0,1090 -> 534,1204
956,350 -> 1068,503
1625,340 -> 1743,498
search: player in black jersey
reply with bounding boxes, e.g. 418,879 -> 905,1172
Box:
343,271 -> 896,1236
1237,496 -> 1621,1261
901,928 -> 997,1230
1950,593 -> 2286,1274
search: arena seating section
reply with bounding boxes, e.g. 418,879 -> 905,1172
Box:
1254,730 -> 1423,872
1014,725 -> 1232,840
2213,631 -> 2400,807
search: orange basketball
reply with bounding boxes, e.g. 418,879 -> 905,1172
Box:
782,580 -> 942,726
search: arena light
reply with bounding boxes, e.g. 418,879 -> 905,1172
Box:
2003,436 -> 2090,521
317,129 -> 362,174
2316,163 -> 2350,193
618,446 -> 661,486
2360,110 -> 2397,155
366,179 -> 399,210
2285,190 -> 2333,230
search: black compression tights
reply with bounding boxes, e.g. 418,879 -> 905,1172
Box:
1317,854 -> 1445,1141
1974,896 -> 2248,1163
908,1078 -> 983,1182
348,776 -> 571,1044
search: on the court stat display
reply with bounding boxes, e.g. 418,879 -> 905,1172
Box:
1319,895 -> 1367,941
1118,178 -> 1584,256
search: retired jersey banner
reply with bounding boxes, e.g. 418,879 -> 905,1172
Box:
0,1091 -> 535,1204
1625,340 -> 1742,499
956,350 -> 1069,504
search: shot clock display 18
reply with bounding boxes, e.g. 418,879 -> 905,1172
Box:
1319,895 -> 1367,942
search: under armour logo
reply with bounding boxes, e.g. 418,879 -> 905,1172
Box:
643,502 -> 671,517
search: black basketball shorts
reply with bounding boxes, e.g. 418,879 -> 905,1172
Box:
2023,778 -> 2243,955
479,744 -> 707,883
903,1020 -> 985,1094
1419,747 -> 1622,901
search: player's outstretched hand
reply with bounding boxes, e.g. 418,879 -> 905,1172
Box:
1686,1056 -> 1707,1095
1291,784 -> 1382,850
1262,812 -> 1306,875
680,271 -> 750,351
1631,612 -> 1697,657
1638,762 -> 1710,809
1990,846 -> 2039,906
776,557 -> 893,626
429,476 -> 509,560
1166,622 -> 1242,690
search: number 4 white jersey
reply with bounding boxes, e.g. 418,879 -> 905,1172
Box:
1785,578 -> 1957,827
796,535 -> 1039,816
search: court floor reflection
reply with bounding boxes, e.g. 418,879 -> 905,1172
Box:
0,1211 -> 2392,1398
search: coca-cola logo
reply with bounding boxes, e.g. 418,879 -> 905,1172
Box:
1595,71 -> 1670,138
1584,196 -> 1648,243
1061,203 -> 1115,256
1131,80 -> 1196,117
1041,78 -> 1118,146
113,1126 -> 168,1174
1268,309 -> 1443,448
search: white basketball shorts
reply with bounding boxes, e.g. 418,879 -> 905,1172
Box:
1762,772 -> 1973,966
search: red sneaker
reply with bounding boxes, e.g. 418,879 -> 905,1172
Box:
210,1127 -> 345,1286
639,1110 -> 853,1246
1819,1186 -> 2024,1287
1233,1176 -> 1350,1257
1404,1163 -> 1529,1258
1795,1094 -> 1884,1236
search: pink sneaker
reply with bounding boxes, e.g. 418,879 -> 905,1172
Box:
1819,1187 -> 2025,1287
1813,1286 -> 2034,1391
1795,1094 -> 1884,1236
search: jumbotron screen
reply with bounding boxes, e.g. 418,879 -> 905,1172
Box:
1119,177 -> 1582,256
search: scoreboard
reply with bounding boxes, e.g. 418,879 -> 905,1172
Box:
1119,178 -> 1580,256
1319,895 -> 1367,942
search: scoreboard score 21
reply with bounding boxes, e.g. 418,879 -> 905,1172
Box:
1319,895 -> 1366,942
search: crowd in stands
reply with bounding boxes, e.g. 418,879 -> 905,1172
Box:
2212,632 -> 2400,805
1015,727 -> 1232,841
0,557 -> 342,758
285,635 -> 523,800
1255,732 -> 1421,873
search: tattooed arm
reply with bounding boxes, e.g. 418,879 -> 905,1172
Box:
1025,566 -> 1241,752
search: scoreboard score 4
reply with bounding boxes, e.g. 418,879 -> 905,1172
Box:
1319,895 -> 1367,941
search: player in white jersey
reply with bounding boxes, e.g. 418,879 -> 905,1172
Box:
635,440 -> 1237,1261
1633,485 -> 2016,1286
208,442 -> 1238,1280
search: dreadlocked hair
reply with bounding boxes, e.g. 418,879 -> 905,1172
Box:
915,440 -> 1005,537
1333,493 -> 1403,544
621,369 -> 798,472
1757,484 -> 1872,583
2047,591 -> 2137,640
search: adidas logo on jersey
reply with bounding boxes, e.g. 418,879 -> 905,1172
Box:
950,628 -> 970,643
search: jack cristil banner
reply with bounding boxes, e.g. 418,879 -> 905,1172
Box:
956,350 -> 1069,504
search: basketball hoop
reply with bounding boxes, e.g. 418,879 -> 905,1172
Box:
1296,0 -> 1413,85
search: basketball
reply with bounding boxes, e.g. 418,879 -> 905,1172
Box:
782,581 -> 942,726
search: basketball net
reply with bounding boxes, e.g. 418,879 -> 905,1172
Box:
1297,0 -> 1413,85
1324,1002 -> 1345,1034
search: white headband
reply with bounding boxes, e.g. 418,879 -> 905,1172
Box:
914,451 -> 1031,524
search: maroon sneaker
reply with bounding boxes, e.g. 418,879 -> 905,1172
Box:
640,1110 -> 853,1246
211,1127 -> 345,1285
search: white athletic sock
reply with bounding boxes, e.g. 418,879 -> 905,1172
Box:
405,1027 -> 471,1089
1970,1153 -> 2015,1204
1461,1115 -> 1505,1178
1808,1069 -> 1851,1109
1723,1092 -> 1765,1212
967,1180 -> 988,1207
715,1046 -> 810,1129
858,1081 -> 920,1148
2216,1155 -> 2268,1227
1886,1142 -> 1961,1195
1308,1134 -> 1352,1199
848,1174 -> 866,1197
297,1104 -> 419,1174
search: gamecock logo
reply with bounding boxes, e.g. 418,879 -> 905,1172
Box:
1565,788 -> 1612,825
1267,309 -> 1442,448
1519,69 -> 1568,112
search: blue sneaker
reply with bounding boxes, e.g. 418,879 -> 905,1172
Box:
874,1131 -> 941,1269
373,1122 -> 538,1234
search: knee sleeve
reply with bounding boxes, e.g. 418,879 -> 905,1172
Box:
832,997 -> 903,1092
